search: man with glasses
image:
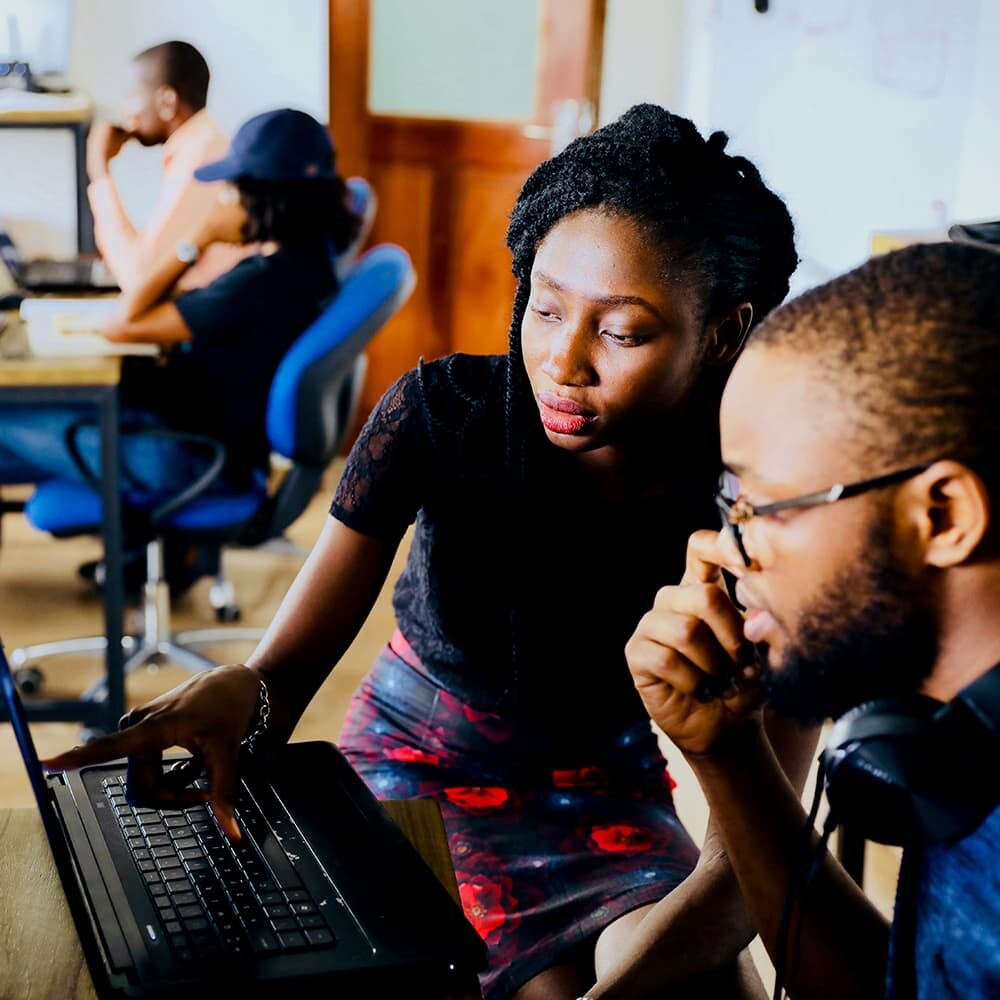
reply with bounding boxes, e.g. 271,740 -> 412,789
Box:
620,242 -> 1000,1000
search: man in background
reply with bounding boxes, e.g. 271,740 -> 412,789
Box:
87,39 -> 249,291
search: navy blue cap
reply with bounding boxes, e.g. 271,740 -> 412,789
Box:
194,108 -> 336,183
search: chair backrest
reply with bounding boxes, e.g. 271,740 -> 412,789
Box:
336,176 -> 378,280
255,243 -> 414,539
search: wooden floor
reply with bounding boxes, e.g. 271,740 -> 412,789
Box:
0,459 -> 900,986
0,462 -> 395,801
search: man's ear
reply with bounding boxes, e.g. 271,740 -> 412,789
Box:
909,461 -> 991,567
155,85 -> 180,122
704,302 -> 753,366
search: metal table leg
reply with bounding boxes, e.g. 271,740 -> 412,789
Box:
98,385 -> 125,729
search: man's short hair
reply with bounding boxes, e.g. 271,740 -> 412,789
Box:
134,40 -> 210,112
748,242 -> 1000,487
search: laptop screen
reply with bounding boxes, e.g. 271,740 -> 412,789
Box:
0,643 -> 77,861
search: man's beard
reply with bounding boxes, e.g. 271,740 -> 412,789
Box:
761,516 -> 939,725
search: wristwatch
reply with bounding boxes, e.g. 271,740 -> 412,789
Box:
175,238 -> 200,265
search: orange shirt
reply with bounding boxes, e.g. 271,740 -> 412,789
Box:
88,109 -> 252,292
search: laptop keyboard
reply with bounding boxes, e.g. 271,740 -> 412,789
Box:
102,774 -> 336,963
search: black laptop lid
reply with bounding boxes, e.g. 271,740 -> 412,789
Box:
0,643 -> 70,843
0,640 -> 103,947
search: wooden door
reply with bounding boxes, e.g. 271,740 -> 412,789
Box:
328,0 -> 605,418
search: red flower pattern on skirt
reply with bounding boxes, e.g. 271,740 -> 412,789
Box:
439,688 -> 515,743
384,745 -> 441,766
444,786 -> 509,813
458,872 -> 520,948
552,765 -> 607,789
588,823 -> 654,855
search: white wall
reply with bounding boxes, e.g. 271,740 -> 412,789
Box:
601,0 -> 996,296
0,0 -> 328,257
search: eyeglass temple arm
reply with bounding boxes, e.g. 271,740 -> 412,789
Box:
755,463 -> 933,517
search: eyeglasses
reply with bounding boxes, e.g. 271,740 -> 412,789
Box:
715,463 -> 933,567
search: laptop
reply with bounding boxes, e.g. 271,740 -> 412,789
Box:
0,644 -> 487,997
0,226 -> 119,294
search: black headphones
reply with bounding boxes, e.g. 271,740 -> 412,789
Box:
820,662 -> 1000,846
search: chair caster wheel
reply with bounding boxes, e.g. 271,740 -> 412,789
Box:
79,727 -> 110,745
14,665 -> 44,696
215,606 -> 241,623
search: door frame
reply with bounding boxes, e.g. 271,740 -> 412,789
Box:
328,0 -> 606,178
326,0 -> 606,415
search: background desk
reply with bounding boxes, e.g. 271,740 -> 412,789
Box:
0,324 -> 126,734
0,800 -> 482,999
0,100 -> 95,254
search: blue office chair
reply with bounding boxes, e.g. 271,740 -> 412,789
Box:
11,244 -> 415,699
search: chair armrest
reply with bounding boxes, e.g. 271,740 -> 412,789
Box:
64,419 -> 227,527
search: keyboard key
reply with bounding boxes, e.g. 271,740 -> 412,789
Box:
270,917 -> 298,932
164,921 -> 182,935
291,902 -> 317,916
142,871 -> 162,886
264,904 -> 290,919
138,861 -> 157,874
283,889 -> 309,903
177,905 -> 203,920
258,891 -> 283,906
298,914 -> 326,929
276,930 -> 306,950
149,884 -> 167,898
250,928 -> 280,953
186,917 -> 209,932
304,928 -> 335,947
171,892 -> 198,907
173,837 -> 199,852
146,836 -> 171,850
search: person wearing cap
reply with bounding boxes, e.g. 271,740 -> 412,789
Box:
0,109 -> 360,501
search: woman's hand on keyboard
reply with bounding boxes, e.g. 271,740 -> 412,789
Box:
41,664 -> 264,841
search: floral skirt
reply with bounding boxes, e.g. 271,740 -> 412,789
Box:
339,631 -> 700,1000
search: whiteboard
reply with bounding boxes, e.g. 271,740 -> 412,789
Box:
674,0 -> 988,294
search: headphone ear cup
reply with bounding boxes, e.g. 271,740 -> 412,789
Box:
822,696 -> 944,847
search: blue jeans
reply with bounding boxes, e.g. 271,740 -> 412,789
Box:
0,404 -> 215,495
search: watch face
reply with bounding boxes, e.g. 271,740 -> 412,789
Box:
176,240 -> 198,263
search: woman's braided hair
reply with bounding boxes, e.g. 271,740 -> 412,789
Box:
499,104 -> 798,707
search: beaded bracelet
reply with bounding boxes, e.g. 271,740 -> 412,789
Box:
241,675 -> 270,755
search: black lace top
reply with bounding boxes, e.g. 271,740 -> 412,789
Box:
331,353 -> 720,745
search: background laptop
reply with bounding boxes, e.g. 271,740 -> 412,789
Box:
0,644 -> 486,997
0,225 -> 118,293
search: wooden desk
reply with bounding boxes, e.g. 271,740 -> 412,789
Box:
0,321 -> 127,734
0,801 -> 482,999
0,99 -> 95,253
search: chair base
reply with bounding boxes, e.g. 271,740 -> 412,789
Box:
9,538 -> 256,704
10,632 -> 221,703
